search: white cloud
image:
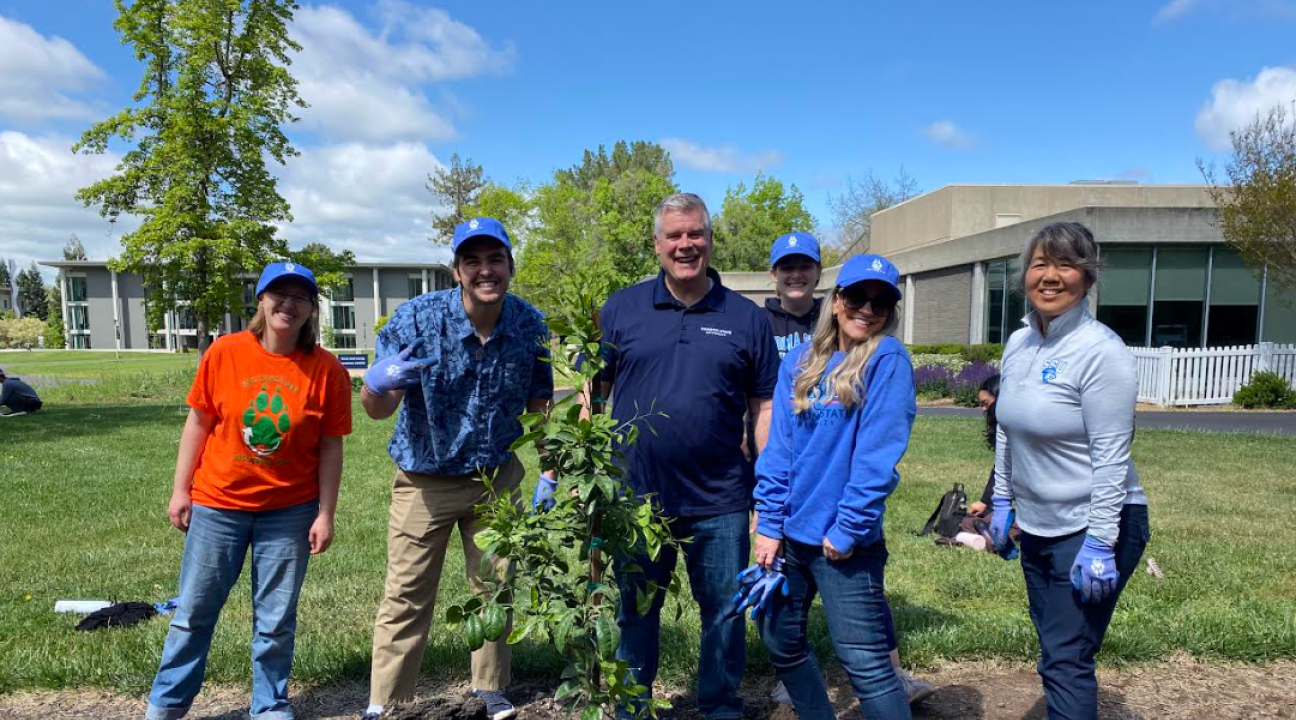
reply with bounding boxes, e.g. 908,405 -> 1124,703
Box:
0,131 -> 135,278
921,120 -> 975,149
276,141 -> 451,264
659,138 -> 783,174
0,14 -> 105,123
1154,0 -> 1199,23
1195,66 -> 1296,151
291,2 -> 515,143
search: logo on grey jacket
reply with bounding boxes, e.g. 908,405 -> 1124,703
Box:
1041,359 -> 1068,383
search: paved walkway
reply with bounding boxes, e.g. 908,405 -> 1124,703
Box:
920,406 -> 1296,436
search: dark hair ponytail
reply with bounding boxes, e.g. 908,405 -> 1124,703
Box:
981,373 -> 1001,450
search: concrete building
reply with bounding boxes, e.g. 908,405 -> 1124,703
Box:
723,183 -> 1296,348
37,260 -> 453,351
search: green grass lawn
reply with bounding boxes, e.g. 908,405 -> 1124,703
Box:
0,350 -> 199,379
1,360 -> 1294,695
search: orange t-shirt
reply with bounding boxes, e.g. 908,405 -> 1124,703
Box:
186,331 -> 353,511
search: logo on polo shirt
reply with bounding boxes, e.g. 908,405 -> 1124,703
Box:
1041,359 -> 1068,383
700,326 -> 733,338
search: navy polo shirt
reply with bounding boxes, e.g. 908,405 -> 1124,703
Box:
600,268 -> 779,517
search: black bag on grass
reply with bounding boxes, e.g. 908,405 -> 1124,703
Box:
75,602 -> 158,631
919,483 -> 968,538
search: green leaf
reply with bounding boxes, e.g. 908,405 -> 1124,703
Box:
580,704 -> 604,720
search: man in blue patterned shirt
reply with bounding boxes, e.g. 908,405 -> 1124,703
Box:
358,217 -> 553,720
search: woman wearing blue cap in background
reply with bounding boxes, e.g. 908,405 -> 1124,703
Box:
145,261 -> 353,720
760,237 -> 934,706
751,254 -> 917,720
987,223 -> 1148,720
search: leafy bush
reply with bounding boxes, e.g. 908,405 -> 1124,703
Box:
1233,371 -> 1296,409
350,376 -> 364,393
43,316 -> 66,349
914,365 -> 954,396
911,353 -> 964,372
962,343 -> 1003,364
0,317 -> 44,349
373,315 -> 390,335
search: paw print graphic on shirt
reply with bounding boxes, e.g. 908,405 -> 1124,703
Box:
241,385 -> 291,456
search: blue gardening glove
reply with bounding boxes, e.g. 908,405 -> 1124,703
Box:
989,496 -> 1016,559
1071,535 -> 1119,604
531,472 -> 557,513
732,556 -> 788,620
364,339 -> 429,394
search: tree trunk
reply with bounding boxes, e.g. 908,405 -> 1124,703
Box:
196,315 -> 211,357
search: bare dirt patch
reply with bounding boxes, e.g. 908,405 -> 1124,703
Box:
3,656 -> 1293,720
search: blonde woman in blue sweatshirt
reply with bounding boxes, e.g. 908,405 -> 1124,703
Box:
752,254 -> 917,720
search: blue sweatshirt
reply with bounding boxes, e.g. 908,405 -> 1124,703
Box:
754,336 -> 916,554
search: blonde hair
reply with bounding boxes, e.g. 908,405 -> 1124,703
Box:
791,286 -> 900,413
248,301 -> 319,353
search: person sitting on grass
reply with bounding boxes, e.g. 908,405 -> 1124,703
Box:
0,367 -> 42,415
752,254 -> 918,720
145,261 -> 353,720
952,373 -> 1020,552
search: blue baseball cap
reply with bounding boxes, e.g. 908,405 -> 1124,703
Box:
770,232 -> 821,267
452,217 -> 512,253
835,254 -> 902,300
256,261 -> 318,296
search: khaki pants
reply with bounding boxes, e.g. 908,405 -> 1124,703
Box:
369,458 -> 523,704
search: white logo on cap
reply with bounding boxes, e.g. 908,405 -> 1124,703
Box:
469,219 -> 480,230
285,262 -> 296,273
872,259 -> 883,271
788,235 -> 798,246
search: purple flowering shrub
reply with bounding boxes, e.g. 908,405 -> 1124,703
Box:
953,361 -> 999,407
914,364 -> 954,396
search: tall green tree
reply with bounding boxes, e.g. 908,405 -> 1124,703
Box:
428,152 -> 487,245
827,168 -> 920,257
74,0 -> 304,355
516,141 -> 677,314
45,283 -> 67,349
1201,104 -> 1296,292
16,263 -> 49,321
466,182 -> 534,248
0,259 -> 10,287
289,242 -> 356,295
711,174 -> 816,271
63,235 -> 88,261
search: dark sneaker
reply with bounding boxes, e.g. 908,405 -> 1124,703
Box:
471,689 -> 517,720
359,713 -> 382,720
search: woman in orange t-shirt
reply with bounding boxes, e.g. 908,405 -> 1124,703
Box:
146,262 -> 353,720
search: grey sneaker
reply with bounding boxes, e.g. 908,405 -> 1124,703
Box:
898,671 -> 937,705
472,689 -> 517,720
359,713 -> 381,720
770,680 -> 792,705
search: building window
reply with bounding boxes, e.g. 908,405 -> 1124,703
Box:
408,275 -> 425,299
67,276 -> 89,302
332,305 -> 356,331
983,257 -> 1025,344
1151,246 -> 1208,348
242,280 -> 258,320
177,307 -> 198,331
1207,246 -> 1262,347
70,334 -> 91,349
69,305 -> 90,332
331,277 -> 355,302
332,334 -> 357,349
1096,245 -> 1153,346
1262,270 -> 1296,344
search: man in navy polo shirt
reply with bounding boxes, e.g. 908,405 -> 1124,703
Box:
596,192 -> 779,719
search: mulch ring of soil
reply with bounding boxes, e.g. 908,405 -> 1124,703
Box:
2,656 -> 1294,720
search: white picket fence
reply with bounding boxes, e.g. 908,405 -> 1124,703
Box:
1131,342 -> 1296,406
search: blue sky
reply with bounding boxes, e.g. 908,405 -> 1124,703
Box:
2,0 -> 1295,277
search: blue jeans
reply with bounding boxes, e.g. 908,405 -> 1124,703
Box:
1020,504 -> 1150,720
759,540 -> 911,720
146,501 -> 317,720
615,510 -> 749,720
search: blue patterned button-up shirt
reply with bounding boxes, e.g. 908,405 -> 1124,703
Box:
377,288 -> 554,476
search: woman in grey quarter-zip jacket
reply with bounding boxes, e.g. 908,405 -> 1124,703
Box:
987,222 -> 1150,720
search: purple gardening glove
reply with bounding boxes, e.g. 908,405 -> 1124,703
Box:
531,472 -> 557,513
989,496 -> 1017,560
732,556 -> 788,620
1071,535 -> 1119,603
364,339 -> 429,394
